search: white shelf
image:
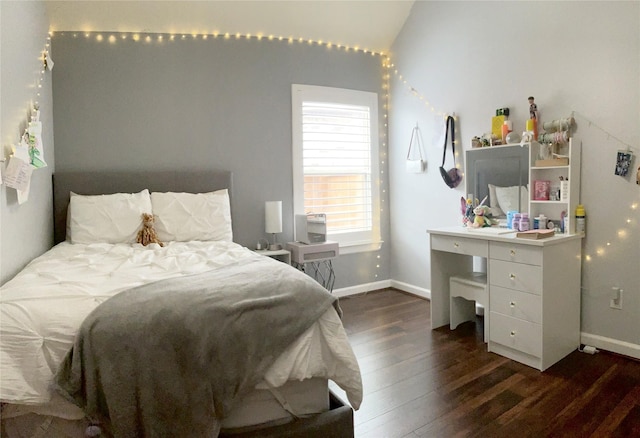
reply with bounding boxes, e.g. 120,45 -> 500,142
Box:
531,165 -> 569,170
528,138 -> 581,235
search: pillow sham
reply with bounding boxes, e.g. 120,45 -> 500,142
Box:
68,190 -> 152,244
495,185 -> 529,214
487,184 -> 504,217
151,190 -> 232,242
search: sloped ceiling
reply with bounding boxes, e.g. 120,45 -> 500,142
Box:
46,1 -> 415,53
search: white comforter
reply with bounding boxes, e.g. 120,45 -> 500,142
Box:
0,241 -> 362,417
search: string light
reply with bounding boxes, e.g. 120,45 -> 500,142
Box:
48,29 -> 393,273
47,31 -> 632,284
51,30 -> 387,60
379,46 -> 636,270
6,32 -> 52,157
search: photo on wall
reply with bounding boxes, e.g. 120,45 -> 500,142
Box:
614,151 -> 633,177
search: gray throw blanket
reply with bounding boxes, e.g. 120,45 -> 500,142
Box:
54,256 -> 336,438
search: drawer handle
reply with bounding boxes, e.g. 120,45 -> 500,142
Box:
509,273 -> 516,280
510,330 -> 516,337
510,249 -> 516,256
510,301 -> 516,308
454,242 -> 460,248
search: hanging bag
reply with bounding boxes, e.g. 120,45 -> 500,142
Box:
406,124 -> 426,173
439,115 -> 462,188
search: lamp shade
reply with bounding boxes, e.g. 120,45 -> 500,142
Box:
265,201 -> 283,234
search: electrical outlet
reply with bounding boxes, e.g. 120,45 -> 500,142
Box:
610,287 -> 623,310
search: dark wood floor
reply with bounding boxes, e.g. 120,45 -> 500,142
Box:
330,288 -> 640,438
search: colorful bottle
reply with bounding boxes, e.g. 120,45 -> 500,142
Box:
519,213 -> 530,232
512,213 -> 522,230
501,121 -> 512,144
575,205 -> 586,234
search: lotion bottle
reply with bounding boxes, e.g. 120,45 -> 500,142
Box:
575,204 -> 586,235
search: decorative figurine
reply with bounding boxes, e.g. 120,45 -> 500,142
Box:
527,96 -> 539,140
472,204 -> 493,228
528,96 -> 539,120
461,197 -> 474,226
461,195 -> 496,228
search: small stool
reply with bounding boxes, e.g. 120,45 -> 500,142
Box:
449,272 -> 488,342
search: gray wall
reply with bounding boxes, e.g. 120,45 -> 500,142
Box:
389,1 -> 639,354
51,33 -> 390,289
1,1 -> 55,284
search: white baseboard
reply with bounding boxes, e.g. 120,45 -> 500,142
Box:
334,281 -> 639,362
581,332 -> 640,360
333,280 -> 392,298
333,279 -> 431,300
389,280 -> 431,300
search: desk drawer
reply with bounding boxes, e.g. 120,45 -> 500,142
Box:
490,312 -> 542,358
431,235 -> 488,257
490,242 -> 542,266
491,286 -> 542,324
489,259 -> 542,295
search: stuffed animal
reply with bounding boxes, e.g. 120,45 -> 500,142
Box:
136,213 -> 164,247
472,205 -> 494,228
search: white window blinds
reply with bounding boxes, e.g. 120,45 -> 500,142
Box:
292,85 -> 380,252
302,101 -> 372,233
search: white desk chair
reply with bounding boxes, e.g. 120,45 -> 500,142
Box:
449,272 -> 488,342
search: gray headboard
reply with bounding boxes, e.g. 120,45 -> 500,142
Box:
53,170 -> 233,244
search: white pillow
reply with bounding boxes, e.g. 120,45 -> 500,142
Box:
495,185 -> 529,213
487,184 -> 504,217
151,190 -> 232,242
69,190 -> 152,244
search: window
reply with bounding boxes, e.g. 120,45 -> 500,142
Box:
292,84 -> 381,253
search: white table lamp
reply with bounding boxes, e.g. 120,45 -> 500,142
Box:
265,201 -> 283,250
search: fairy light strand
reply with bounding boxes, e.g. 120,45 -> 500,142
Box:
51,30 -> 384,57
51,29 -> 391,280
382,53 -> 637,267
56,33 -> 635,273
12,33 -> 53,148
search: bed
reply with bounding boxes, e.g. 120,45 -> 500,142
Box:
0,171 -> 362,438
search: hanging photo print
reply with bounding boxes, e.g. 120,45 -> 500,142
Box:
614,150 -> 633,177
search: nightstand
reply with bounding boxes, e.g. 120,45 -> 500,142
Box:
254,248 -> 291,265
286,241 -> 339,292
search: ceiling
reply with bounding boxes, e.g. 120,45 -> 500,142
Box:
45,1 -> 415,54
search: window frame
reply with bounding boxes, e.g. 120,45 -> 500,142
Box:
291,84 -> 381,254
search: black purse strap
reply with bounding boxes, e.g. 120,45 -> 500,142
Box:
441,116 -> 455,167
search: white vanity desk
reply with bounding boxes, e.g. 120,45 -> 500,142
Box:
428,226 -> 582,371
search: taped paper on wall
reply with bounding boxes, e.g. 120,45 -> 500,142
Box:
4,143 -> 34,204
27,110 -> 47,168
4,156 -> 33,192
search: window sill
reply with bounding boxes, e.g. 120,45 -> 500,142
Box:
337,240 -> 383,255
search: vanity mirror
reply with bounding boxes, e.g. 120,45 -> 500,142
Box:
465,144 -> 530,221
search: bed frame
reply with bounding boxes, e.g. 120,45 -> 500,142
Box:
51,170 -> 355,438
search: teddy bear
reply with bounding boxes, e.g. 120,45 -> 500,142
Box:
136,213 -> 164,247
